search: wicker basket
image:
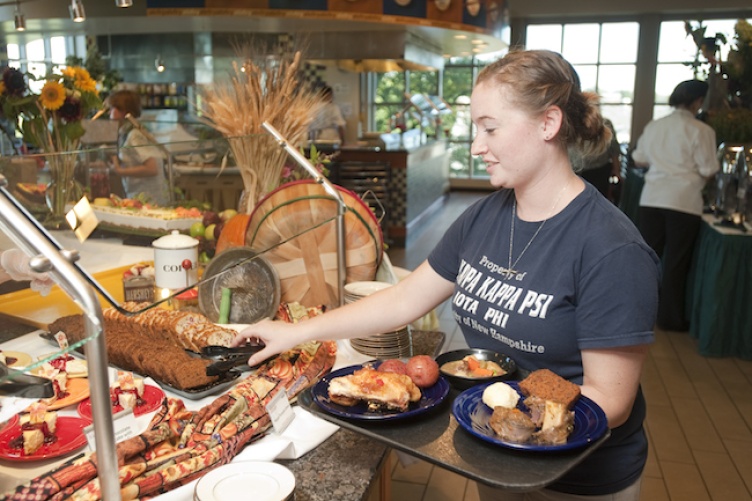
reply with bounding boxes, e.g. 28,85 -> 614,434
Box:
245,180 -> 383,309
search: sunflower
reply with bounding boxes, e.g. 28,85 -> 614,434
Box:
61,67 -> 77,79
58,96 -> 82,122
2,67 -> 26,97
74,75 -> 97,93
39,80 -> 66,110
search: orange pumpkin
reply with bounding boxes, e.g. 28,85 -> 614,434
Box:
215,213 -> 251,254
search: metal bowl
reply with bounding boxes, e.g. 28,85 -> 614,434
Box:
435,348 -> 517,390
198,247 -> 280,324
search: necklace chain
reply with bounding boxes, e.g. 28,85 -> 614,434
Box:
507,180 -> 571,279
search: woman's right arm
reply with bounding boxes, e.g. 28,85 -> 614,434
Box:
237,261 -> 455,366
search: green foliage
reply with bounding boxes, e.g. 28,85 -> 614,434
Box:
707,108 -> 752,143
726,19 -> 752,108
67,44 -> 122,93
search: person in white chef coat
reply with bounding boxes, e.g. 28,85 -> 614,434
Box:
308,86 -> 346,145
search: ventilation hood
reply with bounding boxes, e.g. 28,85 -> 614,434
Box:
306,30 -> 444,73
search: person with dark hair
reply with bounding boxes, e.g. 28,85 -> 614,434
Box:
107,89 -> 169,205
632,79 -> 718,331
308,85 -> 346,144
234,50 -> 660,500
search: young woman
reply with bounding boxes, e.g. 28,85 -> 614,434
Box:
107,90 -> 170,206
234,50 -> 660,500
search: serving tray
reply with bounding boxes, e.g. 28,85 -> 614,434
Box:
39,332 -> 240,400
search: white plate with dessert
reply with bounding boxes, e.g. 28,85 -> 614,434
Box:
0,350 -> 32,369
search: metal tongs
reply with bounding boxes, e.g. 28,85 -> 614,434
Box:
0,363 -> 54,398
203,342 -> 266,377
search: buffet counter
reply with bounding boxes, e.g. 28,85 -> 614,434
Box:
0,231 -> 153,328
0,322 -> 445,501
173,164 -> 243,213
688,215 -> 752,359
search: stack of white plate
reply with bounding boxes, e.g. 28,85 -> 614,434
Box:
343,280 -> 393,303
345,281 -> 413,359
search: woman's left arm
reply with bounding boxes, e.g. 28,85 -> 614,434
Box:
113,155 -> 159,177
580,344 -> 649,428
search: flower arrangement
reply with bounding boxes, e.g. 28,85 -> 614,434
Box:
684,19 -> 752,143
279,144 -> 335,185
0,66 -> 102,227
200,45 -> 326,213
1,66 -> 101,152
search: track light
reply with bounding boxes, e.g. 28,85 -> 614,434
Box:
69,0 -> 86,22
14,13 -> 25,31
155,55 -> 165,73
115,0 -> 133,7
14,1 -> 25,31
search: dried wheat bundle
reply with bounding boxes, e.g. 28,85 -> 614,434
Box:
201,50 -> 325,213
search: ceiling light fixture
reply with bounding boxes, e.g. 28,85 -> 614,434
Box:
155,55 -> 165,73
69,0 -> 86,22
14,1 -> 25,31
115,0 -> 133,7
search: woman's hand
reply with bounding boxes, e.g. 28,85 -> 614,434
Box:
231,319 -> 308,367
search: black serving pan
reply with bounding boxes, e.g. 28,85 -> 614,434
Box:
39,332 -> 241,400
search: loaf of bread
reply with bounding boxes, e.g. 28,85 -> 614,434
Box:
518,369 -> 581,409
47,310 -> 219,390
107,302 -> 237,351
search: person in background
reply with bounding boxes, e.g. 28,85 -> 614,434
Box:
572,118 -> 622,201
308,85 -> 346,145
631,79 -> 718,332
233,49 -> 660,500
0,248 -> 53,295
107,90 -> 170,206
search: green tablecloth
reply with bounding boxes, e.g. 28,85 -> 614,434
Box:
688,217 -> 752,359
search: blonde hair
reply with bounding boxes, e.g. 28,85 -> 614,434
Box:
476,49 -> 612,159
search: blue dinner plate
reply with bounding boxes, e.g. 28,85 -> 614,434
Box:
312,362 -> 450,421
452,381 -> 608,451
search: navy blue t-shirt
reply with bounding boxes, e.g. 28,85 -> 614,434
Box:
428,183 -> 660,495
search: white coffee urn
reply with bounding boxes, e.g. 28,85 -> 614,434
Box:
152,230 -> 199,290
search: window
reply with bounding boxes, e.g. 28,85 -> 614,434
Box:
371,71 -> 406,133
442,55 -> 492,179
655,19 -> 741,119
4,35 -> 86,85
525,22 -> 639,146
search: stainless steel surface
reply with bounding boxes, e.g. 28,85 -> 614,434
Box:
262,121 -> 347,307
0,175 -> 121,500
198,247 -> 280,324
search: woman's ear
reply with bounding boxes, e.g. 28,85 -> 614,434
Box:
541,105 -> 564,141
